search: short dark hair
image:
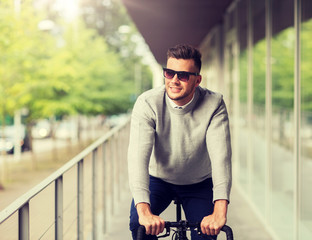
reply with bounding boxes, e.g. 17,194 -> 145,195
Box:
167,44 -> 202,72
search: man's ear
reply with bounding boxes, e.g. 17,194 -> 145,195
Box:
196,75 -> 202,86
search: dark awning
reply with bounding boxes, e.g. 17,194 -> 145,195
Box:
121,0 -> 234,65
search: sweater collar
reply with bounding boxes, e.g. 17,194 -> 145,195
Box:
166,94 -> 195,110
165,87 -> 200,114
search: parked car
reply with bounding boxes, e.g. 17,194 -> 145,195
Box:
0,125 -> 30,154
31,119 -> 52,139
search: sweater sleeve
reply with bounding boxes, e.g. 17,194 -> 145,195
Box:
206,98 -> 232,203
128,96 -> 155,206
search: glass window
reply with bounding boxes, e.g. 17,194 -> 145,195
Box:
300,0 -> 312,239
251,0 -> 266,216
238,0 -> 248,189
271,0 -> 295,238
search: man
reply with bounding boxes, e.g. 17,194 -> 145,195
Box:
128,44 -> 232,239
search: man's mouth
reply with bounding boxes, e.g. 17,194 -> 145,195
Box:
169,86 -> 182,93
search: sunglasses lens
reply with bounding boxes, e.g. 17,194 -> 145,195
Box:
177,72 -> 189,81
163,68 -> 193,81
164,69 -> 175,79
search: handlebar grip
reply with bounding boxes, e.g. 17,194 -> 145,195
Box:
221,225 -> 234,240
137,225 -> 146,240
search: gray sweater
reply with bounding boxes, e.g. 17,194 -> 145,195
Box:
128,86 -> 232,205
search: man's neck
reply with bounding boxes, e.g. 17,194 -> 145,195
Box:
166,93 -> 195,109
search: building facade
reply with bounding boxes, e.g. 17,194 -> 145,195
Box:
200,0 -> 312,239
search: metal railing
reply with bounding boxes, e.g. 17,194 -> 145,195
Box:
0,118 -> 130,240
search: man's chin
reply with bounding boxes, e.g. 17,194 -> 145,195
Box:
167,93 -> 184,101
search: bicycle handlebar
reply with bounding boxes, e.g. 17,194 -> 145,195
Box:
136,225 -> 145,240
137,222 -> 234,240
220,225 -> 234,240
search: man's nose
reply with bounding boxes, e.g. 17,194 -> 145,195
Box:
170,74 -> 180,84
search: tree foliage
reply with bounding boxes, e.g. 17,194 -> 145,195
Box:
301,19 -> 312,112
0,0 -> 152,126
239,19 -> 312,113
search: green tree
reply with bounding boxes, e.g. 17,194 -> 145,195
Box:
271,27 -> 295,109
0,0 -> 55,122
301,19 -> 312,112
79,0 -> 153,94
0,0 -> 141,154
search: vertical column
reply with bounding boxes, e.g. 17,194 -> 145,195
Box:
102,143 -> 107,234
294,0 -> 301,239
115,132 -> 121,202
77,159 -> 84,240
223,15 -> 230,106
233,4 -> 241,190
13,109 -> 22,161
110,139 -> 115,216
247,0 -> 254,197
55,176 -> 63,240
18,203 -> 29,240
92,149 -> 98,240
121,127 -> 129,193
265,0 -> 273,225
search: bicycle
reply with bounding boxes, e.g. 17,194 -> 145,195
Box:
137,198 -> 234,240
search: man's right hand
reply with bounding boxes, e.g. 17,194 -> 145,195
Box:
136,202 -> 165,236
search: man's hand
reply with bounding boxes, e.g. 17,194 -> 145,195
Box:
200,199 -> 228,236
137,202 -> 165,236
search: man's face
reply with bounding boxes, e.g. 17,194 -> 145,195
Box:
165,57 -> 201,106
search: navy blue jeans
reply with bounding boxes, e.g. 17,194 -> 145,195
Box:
129,176 -> 216,239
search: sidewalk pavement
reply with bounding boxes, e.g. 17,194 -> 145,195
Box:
103,184 -> 273,240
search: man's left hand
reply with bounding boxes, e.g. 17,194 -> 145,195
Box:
200,199 -> 228,236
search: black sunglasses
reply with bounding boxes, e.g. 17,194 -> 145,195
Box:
163,68 -> 199,82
